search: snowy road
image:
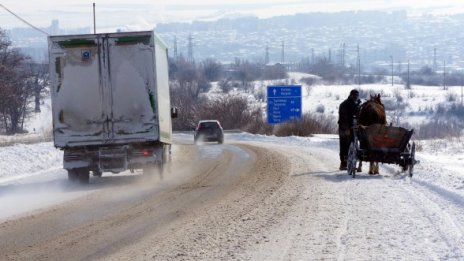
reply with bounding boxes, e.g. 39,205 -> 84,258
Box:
0,134 -> 463,260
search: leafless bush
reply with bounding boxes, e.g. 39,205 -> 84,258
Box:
304,85 -> 313,97
316,104 -> 325,113
254,90 -> 266,102
196,94 -> 256,130
447,103 -> 464,119
382,98 -> 408,112
301,77 -> 316,86
415,120 -> 463,140
170,82 -> 198,131
273,113 -> 337,137
358,89 -> 385,100
408,90 -> 415,98
446,92 -> 458,102
218,78 -> 233,93
393,88 -> 404,103
435,104 -> 446,114
404,81 -> 412,90
242,107 -> 273,135
413,141 -> 423,152
201,58 -> 223,82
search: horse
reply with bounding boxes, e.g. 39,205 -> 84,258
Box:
357,94 -> 387,174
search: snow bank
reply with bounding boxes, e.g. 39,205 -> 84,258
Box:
0,142 -> 62,181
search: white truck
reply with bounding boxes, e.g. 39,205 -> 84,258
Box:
48,31 -> 177,183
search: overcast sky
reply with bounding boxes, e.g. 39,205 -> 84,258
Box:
1,0 -> 464,31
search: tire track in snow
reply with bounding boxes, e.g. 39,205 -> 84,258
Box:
399,179 -> 464,259
335,178 -> 355,261
381,160 -> 464,259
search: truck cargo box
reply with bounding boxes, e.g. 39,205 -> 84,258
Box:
48,31 -> 172,148
48,31 -> 175,183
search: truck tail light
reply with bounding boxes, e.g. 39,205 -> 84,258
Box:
142,149 -> 150,156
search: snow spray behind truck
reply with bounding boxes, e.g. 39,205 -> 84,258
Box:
48,31 -> 177,183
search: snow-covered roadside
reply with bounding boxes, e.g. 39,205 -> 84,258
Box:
23,96 -> 53,135
0,96 -> 52,147
0,142 -> 62,182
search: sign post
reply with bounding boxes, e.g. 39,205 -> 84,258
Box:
267,85 -> 302,124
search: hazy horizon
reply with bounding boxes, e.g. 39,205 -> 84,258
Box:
1,0 -> 464,31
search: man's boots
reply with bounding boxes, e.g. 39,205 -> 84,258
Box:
339,161 -> 347,170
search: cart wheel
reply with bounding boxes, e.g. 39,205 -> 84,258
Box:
408,142 -> 416,177
347,142 -> 357,178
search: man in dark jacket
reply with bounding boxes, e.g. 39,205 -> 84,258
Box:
338,89 -> 361,170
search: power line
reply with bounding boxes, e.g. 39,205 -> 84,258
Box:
0,4 -> 49,36
187,33 -> 194,63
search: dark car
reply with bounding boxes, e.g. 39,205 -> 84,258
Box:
194,120 -> 224,144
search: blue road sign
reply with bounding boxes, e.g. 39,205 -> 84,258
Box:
267,85 -> 302,124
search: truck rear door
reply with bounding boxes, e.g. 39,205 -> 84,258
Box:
50,36 -> 107,147
105,33 -> 158,142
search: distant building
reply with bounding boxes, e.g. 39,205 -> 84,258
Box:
50,20 -> 59,35
6,20 -> 91,62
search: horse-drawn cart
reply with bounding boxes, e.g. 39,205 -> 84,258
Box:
347,117 -> 418,178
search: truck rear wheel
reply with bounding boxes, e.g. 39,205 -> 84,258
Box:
143,162 -> 163,177
78,169 -> 90,184
68,168 -> 89,184
68,169 -> 78,182
92,170 -> 102,177
143,144 -> 167,179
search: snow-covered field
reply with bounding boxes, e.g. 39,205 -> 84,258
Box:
2,72 -> 463,181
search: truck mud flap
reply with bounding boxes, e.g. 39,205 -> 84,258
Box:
98,146 -> 128,173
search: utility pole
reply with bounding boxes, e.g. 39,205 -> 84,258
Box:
311,48 -> 315,65
461,76 -> 463,106
338,44 -> 342,66
390,55 -> 394,86
342,43 -> 346,67
187,33 -> 194,63
173,35 -> 178,60
328,48 -> 331,64
265,45 -> 269,64
281,41 -> 285,64
93,3 -> 96,34
357,44 -> 361,86
407,59 -> 410,89
433,47 -> 437,72
443,60 -> 446,90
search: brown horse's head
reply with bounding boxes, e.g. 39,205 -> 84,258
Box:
369,94 -> 384,107
358,94 -> 387,126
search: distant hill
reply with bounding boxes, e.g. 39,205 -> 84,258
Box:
155,10 -> 464,71
155,10 -> 407,33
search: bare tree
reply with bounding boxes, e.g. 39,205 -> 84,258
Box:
170,81 -> 198,131
262,63 -> 287,80
218,77 -> 233,93
25,62 -> 49,113
201,58 -> 223,82
172,57 -> 213,100
196,95 -> 254,130
0,28 -> 32,134
232,58 -> 262,87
